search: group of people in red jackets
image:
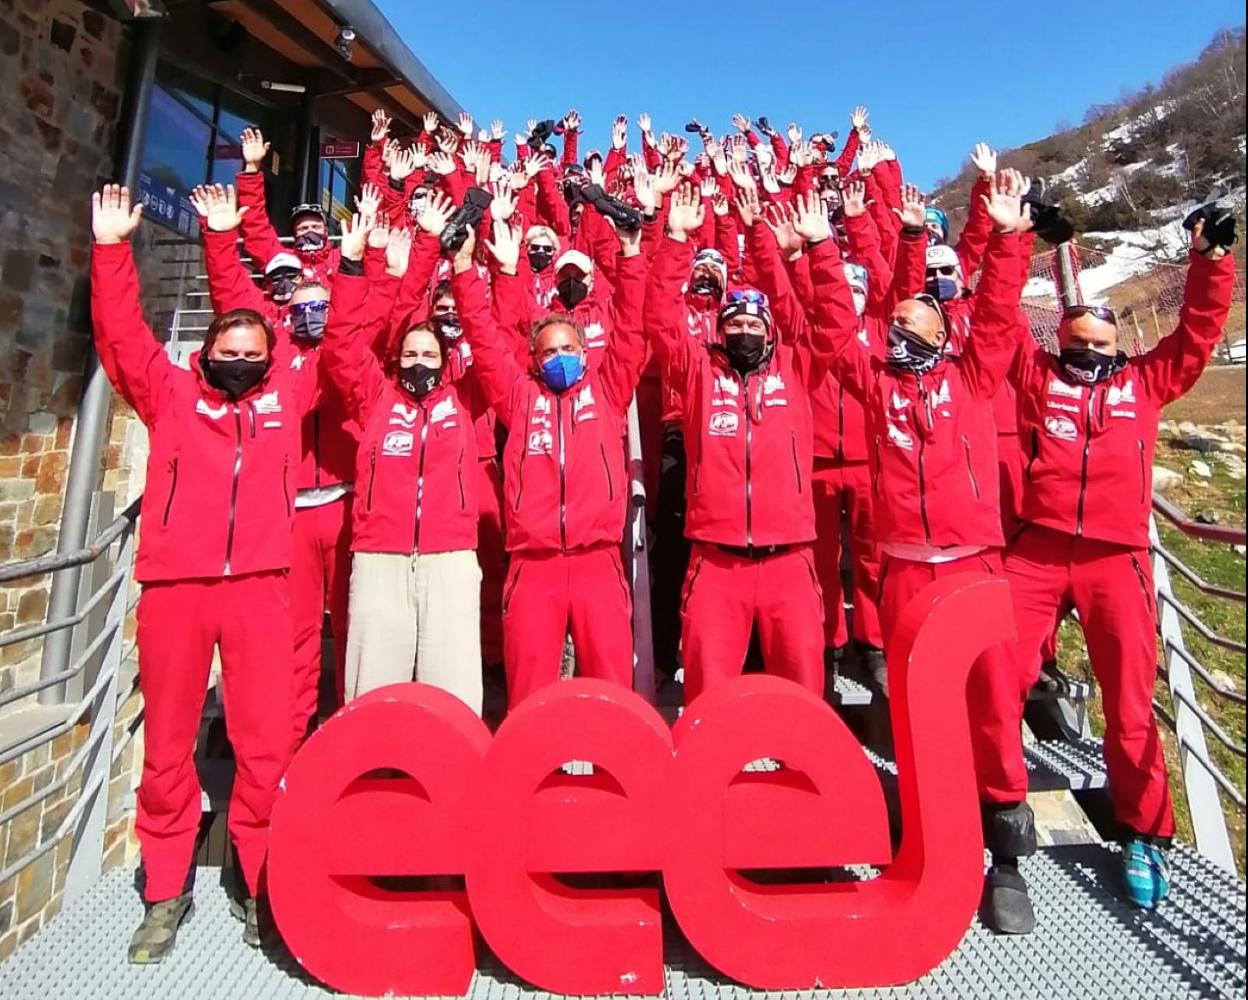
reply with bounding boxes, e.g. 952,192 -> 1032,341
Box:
88,101 -> 1236,964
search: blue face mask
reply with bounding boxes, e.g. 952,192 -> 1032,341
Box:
540,353 -> 585,392
925,276 -> 960,302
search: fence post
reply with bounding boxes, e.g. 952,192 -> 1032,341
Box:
1149,516 -> 1236,872
62,517 -> 134,903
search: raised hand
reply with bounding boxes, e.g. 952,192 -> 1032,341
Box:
764,202 -> 803,256
634,167 -> 657,215
699,176 -> 718,201
355,181 -> 382,221
563,108 -> 582,132
525,152 -> 553,179
856,141 -> 879,174
842,178 -> 868,218
491,119 -> 505,141
490,181 -> 517,222
92,184 -> 143,244
777,164 -> 798,187
787,121 -> 803,144
711,190 -> 730,217
893,183 -> 927,228
734,185 -> 763,228
241,127 -> 270,172
637,111 -> 653,136
506,161 -> 530,190
371,109 -> 392,143
792,190 -> 832,243
339,211 -> 372,262
457,111 -> 474,137
189,183 -> 249,233
880,142 -> 897,162
484,218 -> 521,273
981,168 -> 1031,232
667,183 -> 705,239
611,114 -> 628,150
385,226 -> 412,278
423,111 -> 440,134
727,159 -> 757,193
416,191 -> 455,237
731,112 -> 751,134
428,150 -> 456,176
652,161 -> 682,196
367,212 -> 392,250
436,128 -> 459,154
587,155 -> 606,188
1189,217 -> 1227,258
970,142 -> 998,179
390,145 -> 420,181
758,163 -> 781,196
789,139 -> 813,168
381,138 -> 400,170
850,105 -> 870,131
729,135 -> 748,165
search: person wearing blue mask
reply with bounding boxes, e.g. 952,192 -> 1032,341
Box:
450,215 -> 647,708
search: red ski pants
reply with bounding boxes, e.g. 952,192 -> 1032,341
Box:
999,437 -> 1057,665
501,546 -> 633,708
477,459 -> 506,668
680,543 -> 824,704
878,550 -> 1025,804
1003,524 -> 1174,837
812,460 -> 883,649
135,571 -> 295,902
290,497 -> 351,743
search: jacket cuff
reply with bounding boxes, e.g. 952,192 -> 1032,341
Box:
339,256 -> 365,276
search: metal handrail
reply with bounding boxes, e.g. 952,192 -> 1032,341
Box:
1152,494 -> 1247,545
0,498 -> 140,584
1154,541 -> 1247,603
1163,639 -> 1246,705
1156,590 -> 1247,654
0,564 -> 129,650
1177,736 -> 1248,809
1169,684 -> 1246,758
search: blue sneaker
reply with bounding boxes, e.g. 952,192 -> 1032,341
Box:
1122,838 -> 1170,908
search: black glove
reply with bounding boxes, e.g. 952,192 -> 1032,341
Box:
439,187 -> 492,255
582,183 -> 642,233
1023,180 -> 1074,245
1183,200 -> 1237,251
754,117 -> 774,136
684,119 -> 707,136
527,119 -> 557,151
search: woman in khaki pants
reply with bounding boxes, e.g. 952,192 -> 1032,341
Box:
320,215 -> 489,712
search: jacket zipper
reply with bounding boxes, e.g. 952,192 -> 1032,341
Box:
1138,440 -> 1146,504
313,410 -> 321,488
513,444 -> 527,512
600,443 -> 614,501
223,404 -> 243,575
835,385 -> 845,461
282,456 -> 291,517
873,437 -> 882,498
962,435 -> 981,500
162,458 -> 179,527
1129,553 -> 1155,614
366,447 -> 377,511
1025,428 -> 1039,480
744,374 -> 754,546
1075,389 -> 1095,536
557,395 -> 568,551
413,411 -> 430,551
247,404 -> 256,437
457,447 -> 466,509
791,433 -> 803,494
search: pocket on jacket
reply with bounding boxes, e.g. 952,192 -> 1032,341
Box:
680,554 -> 706,617
1128,551 -> 1156,618
162,457 -> 180,528
501,561 -> 525,616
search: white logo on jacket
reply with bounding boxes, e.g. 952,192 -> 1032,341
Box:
430,398 -> 458,425
889,391 -> 912,412
533,395 -> 551,415
930,379 -> 952,408
1048,378 -> 1083,400
715,374 -> 740,397
527,429 -> 553,455
1045,415 -> 1078,441
389,403 -> 419,428
1107,380 -> 1135,406
887,423 -> 914,450
383,430 -> 413,456
573,383 -> 597,422
196,399 -> 228,420
254,391 -> 282,414
290,355 -> 307,371
584,322 -> 606,348
709,411 -> 739,437
763,373 -> 786,394
1046,400 -> 1079,414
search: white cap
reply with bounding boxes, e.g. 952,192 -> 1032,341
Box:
925,244 -> 961,271
553,249 -> 593,275
265,252 -> 302,276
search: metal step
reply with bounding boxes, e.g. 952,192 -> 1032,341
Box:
1,846 -> 1241,999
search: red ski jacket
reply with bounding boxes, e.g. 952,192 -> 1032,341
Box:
91,242 -> 313,582
810,231 -> 1028,549
645,236 -> 859,548
1013,249 -> 1235,549
452,251 -> 647,554
321,266 -> 486,555
235,170 -> 341,284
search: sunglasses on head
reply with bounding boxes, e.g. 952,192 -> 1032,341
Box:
290,300 -> 329,316
1063,304 -> 1117,326
724,288 -> 768,307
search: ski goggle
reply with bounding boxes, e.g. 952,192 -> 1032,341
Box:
1062,304 -> 1118,326
724,288 -> 769,308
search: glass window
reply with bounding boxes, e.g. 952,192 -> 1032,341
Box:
138,85 -> 210,235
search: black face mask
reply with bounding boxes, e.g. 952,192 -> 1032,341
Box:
556,276 -> 589,309
690,277 -> 722,299
527,247 -> 555,273
291,311 -> 327,343
434,313 -> 462,341
268,274 -> 298,304
293,230 -> 327,253
886,324 -> 943,376
399,363 -> 441,399
722,333 -> 769,374
1058,347 -> 1127,385
200,357 -> 269,399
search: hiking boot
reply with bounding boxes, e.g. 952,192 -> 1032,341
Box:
128,894 -> 194,964
984,864 -> 1036,934
1122,838 -> 1170,909
230,894 -> 262,948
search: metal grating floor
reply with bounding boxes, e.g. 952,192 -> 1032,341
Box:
2,845 -> 1242,999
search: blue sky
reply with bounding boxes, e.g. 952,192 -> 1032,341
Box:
378,0 -> 1245,191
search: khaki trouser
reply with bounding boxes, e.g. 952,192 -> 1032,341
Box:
344,549 -> 483,714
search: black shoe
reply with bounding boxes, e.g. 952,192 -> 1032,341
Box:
984,864 -> 1036,934
754,117 -> 773,136
1032,659 -> 1062,695
128,894 -> 194,964
582,183 -> 642,233
684,118 -> 706,135
230,894 -> 263,948
439,187 -> 492,255
528,119 -> 556,150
